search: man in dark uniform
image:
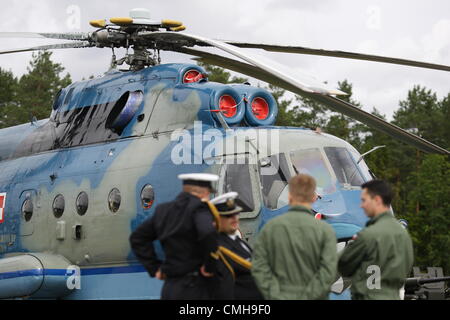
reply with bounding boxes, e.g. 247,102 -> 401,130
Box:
129,173 -> 220,300
211,192 -> 264,300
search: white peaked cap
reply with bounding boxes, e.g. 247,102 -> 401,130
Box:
210,192 -> 238,205
177,173 -> 219,182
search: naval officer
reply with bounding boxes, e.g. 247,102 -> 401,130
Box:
212,192 -> 264,300
129,173 -> 220,300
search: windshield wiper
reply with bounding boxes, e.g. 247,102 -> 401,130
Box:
357,145 -> 385,164
347,145 -> 385,184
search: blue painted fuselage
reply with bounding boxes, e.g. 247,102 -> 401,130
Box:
0,63 -> 370,299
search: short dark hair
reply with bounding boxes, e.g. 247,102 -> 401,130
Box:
361,180 -> 393,206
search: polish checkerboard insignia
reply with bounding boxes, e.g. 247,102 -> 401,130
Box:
0,193 -> 6,224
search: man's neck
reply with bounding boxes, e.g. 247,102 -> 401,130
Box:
187,191 -> 208,201
290,202 -> 312,209
371,207 -> 390,218
220,229 -> 236,235
225,232 -> 238,239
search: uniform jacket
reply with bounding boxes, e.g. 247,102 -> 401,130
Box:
129,192 -> 219,278
217,233 -> 264,300
338,211 -> 414,300
251,205 -> 338,300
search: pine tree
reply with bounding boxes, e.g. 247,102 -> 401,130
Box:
0,68 -> 19,128
404,154 -> 450,273
394,85 -> 447,149
2,51 -> 71,128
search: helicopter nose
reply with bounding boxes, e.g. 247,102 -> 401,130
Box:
313,189 -> 368,239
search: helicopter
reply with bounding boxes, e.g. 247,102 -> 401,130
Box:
0,8 -> 448,300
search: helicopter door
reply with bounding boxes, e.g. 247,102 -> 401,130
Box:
216,153 -> 262,244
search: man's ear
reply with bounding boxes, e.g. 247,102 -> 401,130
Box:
374,194 -> 383,206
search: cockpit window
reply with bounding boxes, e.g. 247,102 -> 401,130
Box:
52,89 -> 64,111
223,163 -> 255,212
324,147 -> 364,187
290,148 -> 336,195
348,149 -> 374,181
50,89 -> 65,121
259,153 -> 292,210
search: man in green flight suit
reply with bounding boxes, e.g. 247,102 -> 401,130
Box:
252,174 -> 338,300
338,179 -> 414,300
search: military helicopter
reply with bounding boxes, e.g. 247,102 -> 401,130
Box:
0,8 -> 448,300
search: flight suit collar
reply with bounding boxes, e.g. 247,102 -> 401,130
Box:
366,210 -> 392,227
289,205 -> 314,216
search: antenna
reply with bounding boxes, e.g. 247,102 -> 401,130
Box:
215,111 -> 231,131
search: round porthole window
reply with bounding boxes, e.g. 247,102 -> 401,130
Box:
141,184 -> 154,209
76,192 -> 88,216
108,188 -> 121,213
53,194 -> 65,218
22,199 -> 33,222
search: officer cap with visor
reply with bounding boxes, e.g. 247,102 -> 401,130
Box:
210,192 -> 243,216
178,173 -> 219,192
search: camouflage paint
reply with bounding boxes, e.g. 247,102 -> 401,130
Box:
0,63 -> 371,299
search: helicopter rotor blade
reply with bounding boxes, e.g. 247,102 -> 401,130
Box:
220,41 -> 450,72
175,46 -> 449,155
0,41 -> 93,55
0,32 -> 90,41
139,31 -> 346,96
137,31 -> 448,154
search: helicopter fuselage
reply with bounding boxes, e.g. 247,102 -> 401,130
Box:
0,63 -> 373,299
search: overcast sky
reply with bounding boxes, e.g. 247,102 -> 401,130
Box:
0,0 -> 449,120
